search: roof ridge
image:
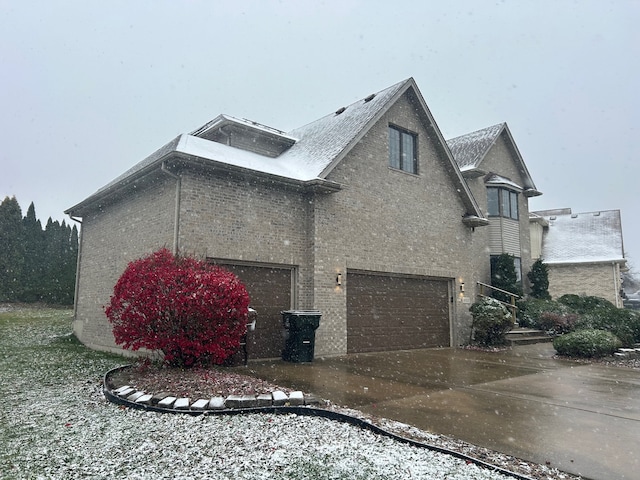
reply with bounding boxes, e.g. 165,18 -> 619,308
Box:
286,78 -> 410,134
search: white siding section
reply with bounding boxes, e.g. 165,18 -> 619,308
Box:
488,218 -> 521,256
503,219 -> 521,256
488,221 -> 503,254
530,222 -> 544,260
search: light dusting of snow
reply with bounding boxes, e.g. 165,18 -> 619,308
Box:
485,174 -> 523,190
1,308 -> 518,480
539,209 -> 625,264
447,123 -> 505,169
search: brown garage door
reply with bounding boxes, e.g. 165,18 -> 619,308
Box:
347,272 -> 450,353
214,262 -> 292,359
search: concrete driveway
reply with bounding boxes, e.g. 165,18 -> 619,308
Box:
246,343 -> 640,480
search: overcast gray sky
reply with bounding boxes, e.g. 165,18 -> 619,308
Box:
2,1 -> 639,270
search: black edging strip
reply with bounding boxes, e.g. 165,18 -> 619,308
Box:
103,366 -> 534,480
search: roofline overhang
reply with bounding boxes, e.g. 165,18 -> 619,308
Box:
191,114 -> 298,145
523,188 -> 543,197
460,167 -> 487,179
528,215 -> 549,227
462,215 -> 490,227
65,147 -> 342,217
544,258 -> 627,267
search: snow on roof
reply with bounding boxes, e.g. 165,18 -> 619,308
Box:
79,81 -> 408,201
278,79 -> 408,177
191,114 -> 298,143
446,123 -> 505,169
485,174 -> 523,190
175,134 -> 318,180
68,78 -> 487,219
540,210 -> 625,264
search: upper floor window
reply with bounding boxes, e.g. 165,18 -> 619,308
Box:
389,126 -> 417,174
487,187 -> 519,220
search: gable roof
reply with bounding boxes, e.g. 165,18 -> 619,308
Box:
447,123 -> 505,170
66,78 -> 486,224
535,209 -> 625,265
447,123 -> 542,197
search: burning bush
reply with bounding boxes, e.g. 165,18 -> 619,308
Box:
105,249 -> 249,367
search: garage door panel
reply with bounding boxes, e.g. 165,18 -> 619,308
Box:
347,272 -> 450,353
217,263 -> 292,359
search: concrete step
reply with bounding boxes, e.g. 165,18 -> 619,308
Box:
506,328 -> 552,346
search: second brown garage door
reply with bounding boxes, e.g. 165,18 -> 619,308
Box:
214,262 -> 292,359
347,271 -> 451,354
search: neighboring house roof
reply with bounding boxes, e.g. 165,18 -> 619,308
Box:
446,123 -> 542,197
535,209 -> 626,265
66,78 -> 487,224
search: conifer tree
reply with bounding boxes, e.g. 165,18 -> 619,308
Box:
0,196 -> 25,301
21,202 -> 45,302
490,253 -> 523,303
527,258 -> 551,300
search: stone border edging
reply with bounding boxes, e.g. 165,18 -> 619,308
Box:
104,365 -> 320,412
103,365 -> 535,480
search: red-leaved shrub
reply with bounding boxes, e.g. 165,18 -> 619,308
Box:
538,312 -> 579,335
105,248 -> 250,367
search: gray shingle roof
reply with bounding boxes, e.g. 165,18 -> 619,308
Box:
446,123 -> 505,169
66,78 -> 485,221
279,79 -> 408,178
537,210 -> 625,264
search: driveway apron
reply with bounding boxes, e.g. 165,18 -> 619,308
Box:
247,343 -> 640,480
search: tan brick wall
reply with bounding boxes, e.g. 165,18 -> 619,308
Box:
548,262 -> 623,306
73,173 -> 175,354
311,94 -> 485,353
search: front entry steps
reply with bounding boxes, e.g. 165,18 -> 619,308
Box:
506,327 -> 552,346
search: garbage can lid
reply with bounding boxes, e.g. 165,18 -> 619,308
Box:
281,310 -> 322,315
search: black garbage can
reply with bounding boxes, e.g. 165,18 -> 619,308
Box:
281,310 -> 322,362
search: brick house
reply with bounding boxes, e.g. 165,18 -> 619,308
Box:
66,78 -> 541,359
529,208 -> 626,306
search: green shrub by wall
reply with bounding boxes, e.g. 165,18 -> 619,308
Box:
553,329 -> 622,358
469,297 -> 514,347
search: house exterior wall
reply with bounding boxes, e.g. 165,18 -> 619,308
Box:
547,262 -> 624,306
464,133 -> 533,289
70,90 -> 496,358
176,167 -> 312,308
176,168 -> 309,268
312,93 -> 483,352
73,174 -> 176,354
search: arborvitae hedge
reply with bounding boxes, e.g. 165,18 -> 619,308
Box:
0,196 -> 78,304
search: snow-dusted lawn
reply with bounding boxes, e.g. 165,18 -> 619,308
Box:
0,306 -> 515,479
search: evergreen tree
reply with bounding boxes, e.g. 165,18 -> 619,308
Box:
0,198 -> 78,304
527,258 -> 551,300
20,202 -> 45,302
0,196 -> 25,301
490,253 -> 523,303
